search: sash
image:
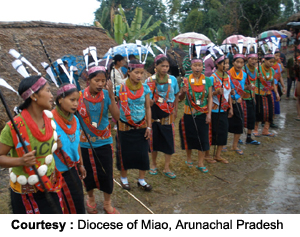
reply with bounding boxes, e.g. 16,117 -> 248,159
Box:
227,70 -> 244,96
258,70 -> 273,92
78,91 -> 111,138
272,63 -> 281,81
183,77 -> 208,113
146,75 -> 174,114
8,116 -> 62,193
119,83 -> 146,127
212,74 -> 230,111
54,149 -> 79,168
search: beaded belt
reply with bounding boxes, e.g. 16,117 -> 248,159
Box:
151,114 -> 175,125
118,119 -> 147,131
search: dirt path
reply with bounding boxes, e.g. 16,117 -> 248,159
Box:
0,85 -> 299,214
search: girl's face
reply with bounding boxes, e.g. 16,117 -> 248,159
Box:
233,58 -> 245,71
155,60 -> 170,76
264,58 -> 275,68
248,57 -> 258,68
217,61 -> 225,72
116,59 -> 126,67
191,61 -> 203,76
224,59 -> 230,71
58,91 -> 79,115
89,73 -> 106,94
274,53 -> 280,62
33,82 -> 53,110
128,68 -> 144,84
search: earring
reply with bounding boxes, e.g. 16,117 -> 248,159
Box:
34,98 -> 37,101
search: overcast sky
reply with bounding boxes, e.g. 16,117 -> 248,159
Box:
1,0 -> 100,25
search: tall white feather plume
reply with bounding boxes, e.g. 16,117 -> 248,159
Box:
41,62 -> 58,87
83,48 -> 89,71
271,37 -> 280,54
204,54 -> 212,62
123,40 -> 129,61
259,41 -> 266,54
147,43 -> 155,57
214,46 -> 224,56
194,41 -> 202,59
57,59 -> 72,84
136,40 -> 142,63
89,46 -> 98,66
247,41 -> 251,54
154,44 -> 165,55
237,39 -> 244,54
12,59 -> 30,78
253,42 -> 257,54
0,78 -> 18,94
189,43 -> 192,60
207,43 -> 216,59
9,49 -> 41,75
143,43 -> 150,64
105,48 -> 112,70
69,65 -> 75,84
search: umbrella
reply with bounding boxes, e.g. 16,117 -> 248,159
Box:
102,43 -> 149,59
172,32 -> 212,45
280,30 -> 292,38
51,54 -> 86,78
256,30 -> 288,41
287,22 -> 300,29
222,35 -> 246,45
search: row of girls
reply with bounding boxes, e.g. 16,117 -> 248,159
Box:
0,46 -> 279,214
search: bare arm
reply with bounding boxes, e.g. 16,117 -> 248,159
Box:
0,142 -> 36,168
106,80 -> 120,121
206,87 -> 213,124
144,94 -> 152,140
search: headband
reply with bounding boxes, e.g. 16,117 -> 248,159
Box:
247,53 -> 258,58
191,58 -> 203,64
215,55 -> 226,64
57,84 -> 77,96
264,53 -> 275,59
233,54 -> 245,59
155,54 -> 167,63
128,63 -> 145,69
88,66 -> 106,76
21,77 -> 47,101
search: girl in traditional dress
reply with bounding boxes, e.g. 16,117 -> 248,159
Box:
110,54 -> 127,88
115,59 -> 152,191
178,57 -> 213,172
146,54 -> 179,179
77,66 -> 120,214
52,83 -> 86,214
0,76 -> 63,214
242,52 -> 261,145
227,54 -> 246,155
210,55 -> 233,163
253,53 -> 280,137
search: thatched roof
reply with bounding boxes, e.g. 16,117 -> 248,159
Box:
0,21 -> 117,129
268,12 -> 300,30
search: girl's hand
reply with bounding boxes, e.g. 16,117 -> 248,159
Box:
78,165 -> 86,179
144,127 -> 151,140
206,113 -> 211,124
21,150 -> 37,167
106,80 -> 114,99
276,93 -> 280,102
230,89 -> 235,95
57,135 -> 62,149
228,108 -> 234,118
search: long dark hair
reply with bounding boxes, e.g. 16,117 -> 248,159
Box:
17,76 -> 46,112
109,54 -> 124,72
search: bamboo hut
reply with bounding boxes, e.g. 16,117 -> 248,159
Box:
0,21 -> 117,130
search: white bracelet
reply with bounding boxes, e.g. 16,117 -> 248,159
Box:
147,127 -> 152,130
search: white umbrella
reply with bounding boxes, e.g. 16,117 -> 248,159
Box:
172,32 -> 212,45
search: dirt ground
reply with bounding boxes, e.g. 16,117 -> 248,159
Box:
0,52 -> 299,214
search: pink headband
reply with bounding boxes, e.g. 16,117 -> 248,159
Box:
247,54 -> 258,58
264,54 -> 275,59
88,66 -> 106,76
57,84 -> 77,96
128,63 -> 144,69
191,58 -> 203,64
215,55 -> 225,64
155,54 -> 167,63
233,54 -> 245,59
21,77 -> 47,101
